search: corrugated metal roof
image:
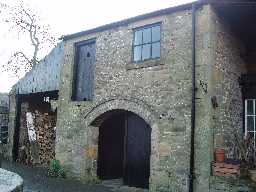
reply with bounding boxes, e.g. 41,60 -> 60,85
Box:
16,42 -> 64,94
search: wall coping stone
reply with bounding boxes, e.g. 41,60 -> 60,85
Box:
0,168 -> 23,192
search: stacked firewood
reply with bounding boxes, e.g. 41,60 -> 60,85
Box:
34,110 -> 56,166
17,102 -> 56,166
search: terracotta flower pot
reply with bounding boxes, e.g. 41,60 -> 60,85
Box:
215,148 -> 225,162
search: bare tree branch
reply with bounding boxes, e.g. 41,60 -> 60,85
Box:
2,51 -> 36,76
1,0 -> 57,77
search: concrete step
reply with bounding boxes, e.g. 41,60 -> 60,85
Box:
101,179 -> 148,192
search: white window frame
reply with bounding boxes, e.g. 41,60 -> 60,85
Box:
132,23 -> 161,62
245,99 -> 256,145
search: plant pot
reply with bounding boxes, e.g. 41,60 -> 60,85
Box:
215,148 -> 225,162
248,169 -> 256,182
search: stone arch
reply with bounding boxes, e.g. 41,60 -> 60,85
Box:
83,98 -> 160,186
84,98 -> 158,129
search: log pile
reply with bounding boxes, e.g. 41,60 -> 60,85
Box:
18,102 -> 56,166
34,110 -> 56,165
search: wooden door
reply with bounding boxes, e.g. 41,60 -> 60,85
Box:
97,113 -> 125,179
74,40 -> 95,101
124,113 -> 151,189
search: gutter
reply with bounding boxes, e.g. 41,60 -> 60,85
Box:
189,3 -> 197,192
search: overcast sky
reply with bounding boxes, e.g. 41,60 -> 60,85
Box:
0,0 -> 195,93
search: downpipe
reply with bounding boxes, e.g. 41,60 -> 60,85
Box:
189,3 -> 197,192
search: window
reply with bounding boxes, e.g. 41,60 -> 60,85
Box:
245,99 -> 256,145
133,23 -> 161,62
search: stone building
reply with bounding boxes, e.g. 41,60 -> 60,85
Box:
5,1 -> 256,191
0,93 -> 9,145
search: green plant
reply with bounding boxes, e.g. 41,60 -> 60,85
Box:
48,159 -> 66,178
234,132 -> 256,169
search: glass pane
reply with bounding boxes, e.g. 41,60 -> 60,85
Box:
247,100 -> 254,115
134,46 -> 142,62
142,44 -> 151,60
247,116 -> 254,131
143,28 -> 151,44
134,30 -> 142,45
152,25 -> 160,42
152,42 -> 160,58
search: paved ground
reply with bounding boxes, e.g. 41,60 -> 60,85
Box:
2,160 -> 113,192
1,160 -> 148,192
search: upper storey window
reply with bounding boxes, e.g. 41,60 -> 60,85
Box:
133,23 -> 161,62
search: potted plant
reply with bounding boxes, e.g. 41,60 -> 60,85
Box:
215,148 -> 225,162
245,137 -> 256,181
233,132 -> 256,181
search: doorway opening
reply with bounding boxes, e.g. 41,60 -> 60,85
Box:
215,4 -> 256,145
94,110 -> 151,189
13,91 -> 58,165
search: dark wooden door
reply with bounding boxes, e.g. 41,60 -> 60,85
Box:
74,41 -> 95,101
97,113 -> 125,179
124,113 -> 151,189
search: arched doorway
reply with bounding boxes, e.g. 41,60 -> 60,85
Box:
94,109 -> 151,189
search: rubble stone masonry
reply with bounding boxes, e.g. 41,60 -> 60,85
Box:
56,5 -> 213,192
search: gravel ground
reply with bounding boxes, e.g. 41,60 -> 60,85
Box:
2,160 -> 113,192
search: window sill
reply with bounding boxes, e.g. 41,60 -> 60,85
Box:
126,58 -> 164,70
69,100 -> 93,106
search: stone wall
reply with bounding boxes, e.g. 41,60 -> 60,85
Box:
192,5 -> 247,191
56,7 -> 196,192
193,6 -> 247,192
6,89 -> 17,160
0,93 -> 9,158
193,5 -> 217,192
0,93 -> 9,129
0,93 -> 8,108
0,93 -> 8,131
211,8 -> 246,158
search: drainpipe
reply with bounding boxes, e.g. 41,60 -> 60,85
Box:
189,3 -> 197,192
